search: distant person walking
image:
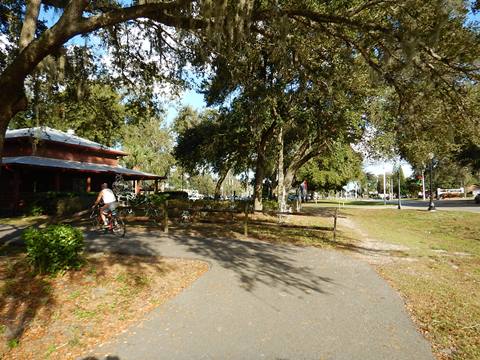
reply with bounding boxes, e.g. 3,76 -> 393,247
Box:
300,180 -> 308,202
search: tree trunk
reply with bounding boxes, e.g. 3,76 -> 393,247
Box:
281,139 -> 329,197
0,0 -> 207,157
253,157 -> 266,211
284,168 -> 296,195
253,121 -> 277,211
0,115 -> 9,164
214,167 -> 229,199
0,1 -> 87,157
0,80 -> 37,161
0,87 -> 28,166
277,125 -> 286,212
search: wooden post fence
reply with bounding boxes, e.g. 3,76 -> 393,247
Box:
244,202 -> 249,237
163,200 -> 169,233
333,207 -> 338,241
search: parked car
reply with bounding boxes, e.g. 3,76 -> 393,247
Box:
287,194 -> 299,201
159,191 -> 189,200
475,193 -> 480,204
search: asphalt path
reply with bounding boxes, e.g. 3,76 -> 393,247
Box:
78,230 -> 434,360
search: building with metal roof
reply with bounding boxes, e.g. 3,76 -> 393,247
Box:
1,127 -> 165,213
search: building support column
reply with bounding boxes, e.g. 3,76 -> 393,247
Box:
154,179 -> 158,193
12,170 -> 20,213
54,172 -> 60,192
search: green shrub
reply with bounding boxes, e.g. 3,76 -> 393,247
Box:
147,193 -> 169,206
55,195 -> 96,216
26,204 -> 45,216
262,200 -> 279,211
23,225 -> 84,274
22,192 -> 96,216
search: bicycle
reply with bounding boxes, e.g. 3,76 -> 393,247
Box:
89,204 -> 126,237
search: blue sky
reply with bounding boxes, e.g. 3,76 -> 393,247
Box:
165,89 -> 205,123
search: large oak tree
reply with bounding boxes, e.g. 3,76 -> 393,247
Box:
1,0 -> 479,171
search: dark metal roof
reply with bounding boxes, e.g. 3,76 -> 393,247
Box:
2,156 -> 163,180
6,127 -> 127,155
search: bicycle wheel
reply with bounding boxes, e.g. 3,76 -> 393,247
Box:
111,215 -> 126,237
146,207 -> 161,225
89,214 -> 103,232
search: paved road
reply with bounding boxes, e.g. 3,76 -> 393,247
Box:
330,198 -> 480,213
398,198 -> 480,212
79,230 -> 434,360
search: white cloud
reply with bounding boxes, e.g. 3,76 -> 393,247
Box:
363,159 -> 413,177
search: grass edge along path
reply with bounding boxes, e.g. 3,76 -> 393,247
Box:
340,207 -> 480,360
0,251 -> 208,360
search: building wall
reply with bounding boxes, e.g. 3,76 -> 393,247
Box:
0,169 -> 14,212
0,166 -> 116,213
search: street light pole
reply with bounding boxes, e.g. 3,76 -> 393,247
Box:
383,165 -> 387,205
397,164 -> 402,210
422,169 -> 426,201
428,154 -> 436,211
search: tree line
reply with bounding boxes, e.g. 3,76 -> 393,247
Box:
1,1 -> 479,209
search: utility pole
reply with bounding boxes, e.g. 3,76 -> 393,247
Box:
422,169 -> 426,201
428,153 -> 436,211
383,166 -> 387,205
397,164 -> 402,210
390,176 -> 393,200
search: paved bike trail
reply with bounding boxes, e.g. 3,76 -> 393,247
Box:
81,230 -> 434,360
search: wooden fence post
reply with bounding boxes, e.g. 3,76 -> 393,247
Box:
333,207 -> 338,241
244,202 -> 249,237
163,200 -> 169,233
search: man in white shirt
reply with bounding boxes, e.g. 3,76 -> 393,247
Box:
93,183 -> 118,226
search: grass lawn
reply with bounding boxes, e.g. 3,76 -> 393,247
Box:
338,207 -> 480,360
2,206 -> 479,359
0,210 -> 339,359
0,247 -> 208,359
0,215 -> 50,227
163,209 -> 339,248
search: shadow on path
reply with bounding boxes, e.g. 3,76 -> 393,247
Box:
167,232 -> 334,295
0,225 -> 28,247
84,228 -> 334,296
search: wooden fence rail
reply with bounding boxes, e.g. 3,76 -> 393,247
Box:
118,203 -> 340,240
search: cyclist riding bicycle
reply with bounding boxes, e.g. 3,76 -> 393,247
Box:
93,183 -> 118,227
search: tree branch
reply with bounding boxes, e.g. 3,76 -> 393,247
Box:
262,9 -> 391,34
347,0 -> 396,16
41,0 -> 68,8
77,3 -> 207,35
19,0 -> 42,51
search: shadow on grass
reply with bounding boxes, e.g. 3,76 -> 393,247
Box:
298,206 -> 339,217
1,223 -> 56,344
0,227 -> 171,356
0,246 -> 55,344
168,217 -> 412,261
